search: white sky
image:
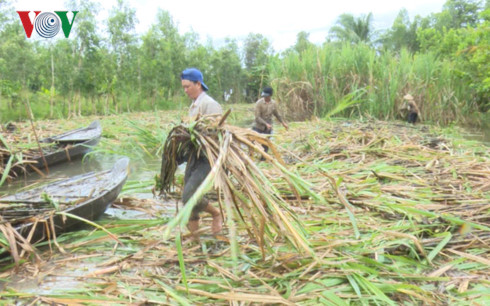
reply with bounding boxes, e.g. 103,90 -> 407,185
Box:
14,0 -> 447,51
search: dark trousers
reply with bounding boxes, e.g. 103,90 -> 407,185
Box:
183,153 -> 211,220
408,112 -> 418,124
252,126 -> 272,153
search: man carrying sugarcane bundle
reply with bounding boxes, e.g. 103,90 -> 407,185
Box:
177,68 -> 223,238
159,75 -> 313,254
252,87 -> 288,158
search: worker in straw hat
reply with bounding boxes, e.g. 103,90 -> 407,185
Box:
179,68 -> 223,238
401,94 -> 421,124
252,86 -> 288,158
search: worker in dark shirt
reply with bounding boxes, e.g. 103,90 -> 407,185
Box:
252,87 -> 288,156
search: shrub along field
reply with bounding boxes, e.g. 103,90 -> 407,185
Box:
0,106 -> 489,304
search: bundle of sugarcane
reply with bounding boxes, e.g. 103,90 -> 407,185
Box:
159,111 -> 322,257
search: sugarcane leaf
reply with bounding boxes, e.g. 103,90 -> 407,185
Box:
427,232 -> 452,262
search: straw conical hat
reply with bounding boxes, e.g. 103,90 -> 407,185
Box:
403,94 -> 414,100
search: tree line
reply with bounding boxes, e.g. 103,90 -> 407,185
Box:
0,0 -> 488,125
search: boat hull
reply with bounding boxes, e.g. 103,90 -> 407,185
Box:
11,120 -> 102,176
1,157 -> 129,243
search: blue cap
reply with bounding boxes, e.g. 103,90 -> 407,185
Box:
180,68 -> 208,91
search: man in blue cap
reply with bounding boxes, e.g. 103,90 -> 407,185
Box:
179,68 -> 223,239
181,68 -> 222,118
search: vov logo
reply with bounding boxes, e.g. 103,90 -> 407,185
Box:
17,11 -> 78,38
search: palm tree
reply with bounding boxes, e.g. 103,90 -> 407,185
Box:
328,13 -> 375,44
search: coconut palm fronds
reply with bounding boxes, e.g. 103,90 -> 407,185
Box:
159,112 -> 319,257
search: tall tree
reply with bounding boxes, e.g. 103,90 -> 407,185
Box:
381,9 -> 420,53
0,0 -> 12,32
0,21 -> 35,118
243,33 -> 272,102
140,10 -> 186,107
442,0 -> 482,28
329,13 -> 375,44
208,38 -> 244,103
107,0 -> 138,112
66,0 -> 102,116
417,0 -> 485,54
294,31 -> 315,54
51,39 -> 78,116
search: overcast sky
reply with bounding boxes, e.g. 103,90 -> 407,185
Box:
14,0 -> 447,50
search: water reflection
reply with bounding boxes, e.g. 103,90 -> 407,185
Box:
0,153 -> 164,195
0,153 -> 113,196
465,126 -> 490,145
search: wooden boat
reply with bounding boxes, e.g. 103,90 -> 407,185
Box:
14,120 -> 102,175
0,157 -> 129,243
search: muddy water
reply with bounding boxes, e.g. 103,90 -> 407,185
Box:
0,154 -> 110,194
466,126 -> 490,145
1,153 -> 159,194
3,260 -> 103,295
1,153 -> 181,221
